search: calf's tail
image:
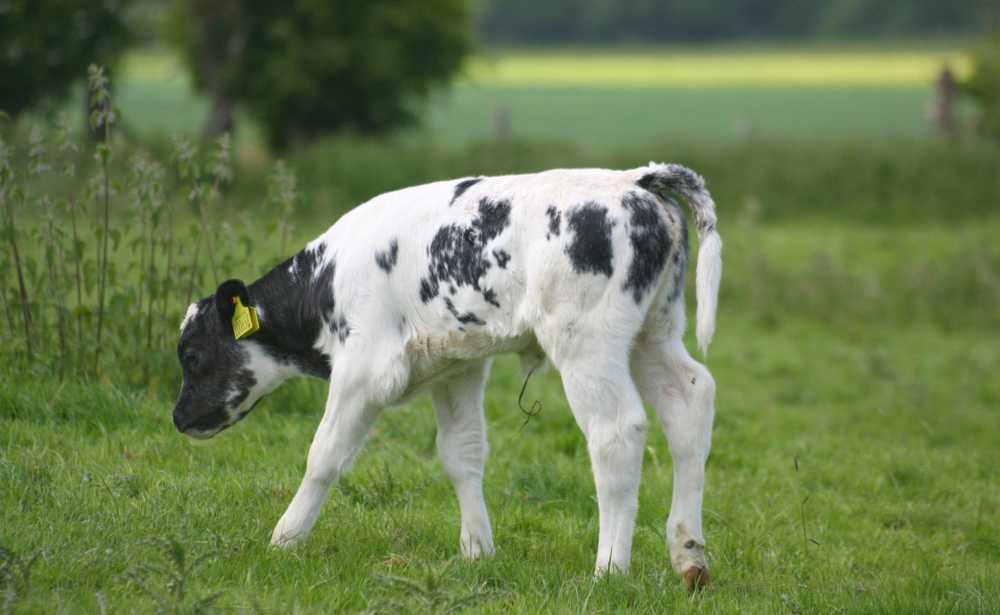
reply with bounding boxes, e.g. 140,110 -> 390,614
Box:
637,163 -> 722,356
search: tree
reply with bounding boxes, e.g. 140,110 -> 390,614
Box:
164,0 -> 242,139
168,0 -> 474,150
962,32 -> 1000,142
0,0 -> 133,118
476,0 -> 986,45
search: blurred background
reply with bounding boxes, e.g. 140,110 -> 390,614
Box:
4,1 -> 1000,149
2,2 -> 1000,612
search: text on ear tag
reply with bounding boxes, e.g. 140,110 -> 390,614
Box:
231,296 -> 260,339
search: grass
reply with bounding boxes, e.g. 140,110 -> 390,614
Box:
3,220 -> 999,613
107,46 -> 970,147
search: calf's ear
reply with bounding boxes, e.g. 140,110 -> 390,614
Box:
215,279 -> 251,324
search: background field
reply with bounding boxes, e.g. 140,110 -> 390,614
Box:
3,43 -> 1000,614
114,46 -> 969,146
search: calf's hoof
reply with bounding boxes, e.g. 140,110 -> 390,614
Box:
460,538 -> 494,560
270,535 -> 297,549
682,566 -> 710,592
270,528 -> 305,549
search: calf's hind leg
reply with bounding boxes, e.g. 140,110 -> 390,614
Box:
633,332 -> 715,590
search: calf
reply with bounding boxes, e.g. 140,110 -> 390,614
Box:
173,163 -> 721,588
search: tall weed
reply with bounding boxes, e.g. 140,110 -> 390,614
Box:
0,67 -> 288,392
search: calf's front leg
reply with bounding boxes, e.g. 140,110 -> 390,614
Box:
271,384 -> 381,547
431,360 -> 494,559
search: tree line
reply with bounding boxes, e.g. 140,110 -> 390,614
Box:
1,0 -> 997,150
478,0 -> 993,45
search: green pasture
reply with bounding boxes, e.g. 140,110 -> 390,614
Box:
111,46 -> 965,147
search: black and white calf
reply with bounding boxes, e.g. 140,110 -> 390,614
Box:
173,163 -> 721,588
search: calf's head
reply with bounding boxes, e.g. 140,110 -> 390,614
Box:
173,279 -> 277,439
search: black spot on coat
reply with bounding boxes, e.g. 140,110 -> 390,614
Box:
329,314 -> 350,343
450,177 -> 483,205
545,206 -> 561,240
493,249 -> 510,269
565,202 -> 615,277
419,197 -> 511,307
444,297 -> 485,326
622,192 -> 671,303
481,288 -> 500,307
375,238 -> 399,274
668,209 -> 689,303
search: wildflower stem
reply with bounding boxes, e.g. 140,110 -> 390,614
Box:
3,189 -> 33,358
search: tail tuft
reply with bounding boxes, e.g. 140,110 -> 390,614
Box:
694,230 -> 721,355
637,163 -> 722,356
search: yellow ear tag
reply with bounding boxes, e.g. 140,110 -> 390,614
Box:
231,296 -> 260,340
